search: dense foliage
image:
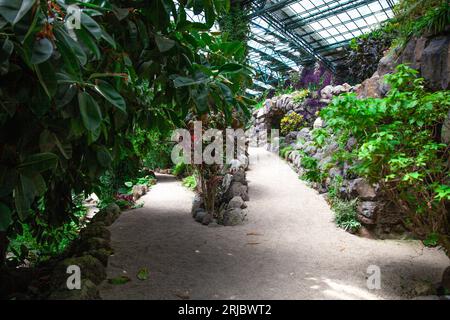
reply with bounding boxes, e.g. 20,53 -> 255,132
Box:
319,65 -> 450,251
0,0 -> 254,266
280,112 -> 304,136
340,24 -> 398,85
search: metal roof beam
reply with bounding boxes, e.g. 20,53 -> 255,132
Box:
249,0 -> 299,18
285,0 -> 380,30
257,11 -> 336,72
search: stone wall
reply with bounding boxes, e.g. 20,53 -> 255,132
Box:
250,84 -> 356,142
357,32 -> 450,98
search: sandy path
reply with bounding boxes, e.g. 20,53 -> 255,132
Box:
99,147 -> 449,300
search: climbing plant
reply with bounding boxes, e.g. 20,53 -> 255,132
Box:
0,0 -> 254,265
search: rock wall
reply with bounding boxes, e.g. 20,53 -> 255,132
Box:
250,84 -> 356,141
357,32 -> 450,98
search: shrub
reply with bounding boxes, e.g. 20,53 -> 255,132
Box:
332,198 -> 361,232
280,112 -> 304,136
182,175 -> 198,191
280,146 -> 294,159
172,162 -> 187,178
300,155 -> 327,183
292,89 -> 310,104
340,24 -> 397,85
320,65 -> 450,252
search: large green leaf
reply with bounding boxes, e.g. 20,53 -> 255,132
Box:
30,38 -> 53,64
0,166 -> 17,197
94,80 -> 126,113
0,202 -> 12,231
14,174 -> 35,220
78,91 -> 102,131
218,63 -> 243,74
96,146 -> 112,167
155,34 -> 175,53
18,153 -> 58,173
76,28 -> 101,60
81,12 -> 102,40
0,37 -> 14,63
0,0 -> 35,25
172,75 -> 208,88
35,61 -> 57,98
54,26 -> 87,67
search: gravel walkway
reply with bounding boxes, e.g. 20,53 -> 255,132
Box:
99,147 -> 449,300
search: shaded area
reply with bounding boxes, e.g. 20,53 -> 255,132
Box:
99,150 -> 449,300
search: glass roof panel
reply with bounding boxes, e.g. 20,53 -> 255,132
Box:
187,0 -> 399,89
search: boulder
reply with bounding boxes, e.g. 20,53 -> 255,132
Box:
320,85 -> 333,100
48,279 -> 100,300
201,213 -> 213,226
51,255 -> 106,289
285,131 -> 299,144
256,108 -> 266,119
441,266 -> 450,292
377,53 -> 397,76
191,194 -> 204,217
228,196 -> 246,209
225,182 -> 249,201
332,85 -> 345,95
237,154 -> 249,170
222,208 -> 247,226
132,184 -> 148,201
297,128 -> 311,141
356,72 -> 385,99
357,201 -> 382,220
357,213 -> 376,225
81,248 -> 112,267
232,169 -> 247,185
350,178 -> 378,201
90,203 -> 121,226
80,223 -> 111,241
194,209 -> 207,222
420,36 -> 450,91
313,117 -> 324,129
304,145 -> 317,156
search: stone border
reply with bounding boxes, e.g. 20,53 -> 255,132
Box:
191,156 -> 250,227
46,203 -> 122,300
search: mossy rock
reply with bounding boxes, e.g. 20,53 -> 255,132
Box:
48,279 -> 100,300
51,255 -> 106,289
79,237 -> 112,252
80,223 -> 111,241
82,249 -> 113,267
91,203 -> 121,226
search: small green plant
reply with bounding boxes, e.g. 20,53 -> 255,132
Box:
280,112 -> 304,136
292,89 -> 310,104
7,194 -> 87,265
423,232 -> 440,247
182,175 -> 198,191
300,155 -> 326,183
172,162 -> 187,177
280,146 -> 294,159
333,198 -> 361,232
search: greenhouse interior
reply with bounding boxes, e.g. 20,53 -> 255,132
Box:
0,0 -> 449,304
